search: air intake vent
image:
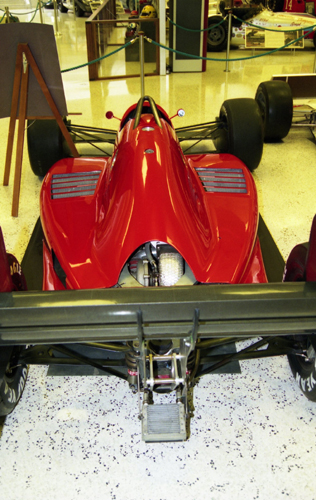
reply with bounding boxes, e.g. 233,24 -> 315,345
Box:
51,171 -> 101,199
196,167 -> 247,194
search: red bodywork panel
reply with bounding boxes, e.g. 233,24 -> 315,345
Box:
0,228 -> 12,292
306,215 -> 316,281
40,108 -> 267,290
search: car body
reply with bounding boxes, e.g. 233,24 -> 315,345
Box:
207,4 -> 316,51
1,87 -> 316,442
40,101 -> 265,292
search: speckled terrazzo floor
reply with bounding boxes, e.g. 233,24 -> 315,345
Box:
1,3 -> 316,500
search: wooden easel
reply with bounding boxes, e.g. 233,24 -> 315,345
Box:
3,43 -> 79,217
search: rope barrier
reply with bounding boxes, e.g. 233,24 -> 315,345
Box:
0,6 -> 38,15
61,39 -> 136,73
168,16 -> 227,33
30,2 -> 40,23
59,27 -> 312,73
146,29 -> 313,63
0,1 -> 50,20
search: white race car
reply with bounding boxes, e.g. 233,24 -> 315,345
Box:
207,4 -> 316,51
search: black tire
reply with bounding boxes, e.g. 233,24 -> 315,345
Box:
0,347 -> 28,417
58,0 -> 68,13
75,2 -> 85,17
284,242 -> 316,401
255,81 -> 293,142
0,254 -> 28,417
27,119 -> 71,177
287,339 -> 316,401
213,98 -> 263,172
207,16 -> 228,52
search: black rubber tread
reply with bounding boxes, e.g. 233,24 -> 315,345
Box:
255,81 -> 293,141
27,119 -> 70,177
0,255 -> 28,417
207,16 -> 228,52
214,98 -> 264,172
288,338 -> 316,402
0,347 -> 28,417
284,241 -> 316,402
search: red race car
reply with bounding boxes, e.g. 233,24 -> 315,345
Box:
1,81 -> 316,442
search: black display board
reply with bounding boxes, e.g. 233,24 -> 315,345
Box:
0,23 -> 68,118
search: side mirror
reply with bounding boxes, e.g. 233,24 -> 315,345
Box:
105,111 -> 121,121
170,109 -> 185,120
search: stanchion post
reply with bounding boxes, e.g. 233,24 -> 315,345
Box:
53,0 -> 61,36
139,31 -> 145,98
224,10 -> 232,73
38,0 -> 44,23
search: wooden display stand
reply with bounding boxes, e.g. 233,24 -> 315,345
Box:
3,43 -> 79,217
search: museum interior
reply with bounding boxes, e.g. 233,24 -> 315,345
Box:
0,1 -> 316,499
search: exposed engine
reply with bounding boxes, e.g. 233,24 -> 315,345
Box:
120,241 -> 196,288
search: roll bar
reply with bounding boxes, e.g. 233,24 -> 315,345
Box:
133,96 -> 162,129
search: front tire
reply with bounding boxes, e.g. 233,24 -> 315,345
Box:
255,81 -> 293,142
213,98 -> 263,172
207,16 -> 228,52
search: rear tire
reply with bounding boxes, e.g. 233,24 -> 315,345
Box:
27,119 -> 71,177
287,341 -> 316,402
213,98 -> 263,172
0,256 -> 28,417
207,16 -> 228,52
284,242 -> 316,401
0,348 -> 28,417
255,81 -> 293,141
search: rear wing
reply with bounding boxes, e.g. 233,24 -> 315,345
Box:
1,282 -> 316,345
